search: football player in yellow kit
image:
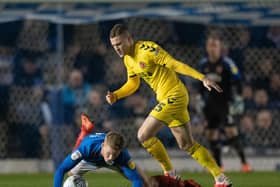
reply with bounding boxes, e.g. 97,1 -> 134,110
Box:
106,24 -> 232,187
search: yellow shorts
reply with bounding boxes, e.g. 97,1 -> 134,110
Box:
149,94 -> 190,128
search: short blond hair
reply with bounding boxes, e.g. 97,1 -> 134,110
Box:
110,24 -> 129,38
105,131 -> 125,151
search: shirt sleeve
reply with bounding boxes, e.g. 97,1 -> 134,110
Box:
54,150 -> 83,187
224,58 -> 241,80
113,60 -> 140,100
121,164 -> 144,187
117,149 -> 144,187
113,76 -> 140,100
144,42 -> 205,81
224,58 -> 242,94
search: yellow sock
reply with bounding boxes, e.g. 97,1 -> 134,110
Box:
186,141 -> 222,177
142,137 -> 173,172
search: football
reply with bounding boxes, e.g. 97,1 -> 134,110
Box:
63,175 -> 88,187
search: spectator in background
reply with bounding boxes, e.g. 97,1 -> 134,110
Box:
0,61 -> 11,128
13,56 -> 43,87
102,119 -> 116,132
8,54 -> 47,158
61,69 -> 91,124
239,113 -> 255,147
48,69 -> 91,168
241,84 -> 255,110
252,58 -> 274,90
268,73 -> 280,109
104,57 -> 126,90
266,26 -> 280,48
229,28 -> 251,78
0,45 -> 13,158
253,110 -> 280,150
252,89 -> 271,110
73,42 -> 106,85
84,84 -> 109,131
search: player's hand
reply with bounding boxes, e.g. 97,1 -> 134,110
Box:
202,77 -> 223,93
106,91 -> 117,105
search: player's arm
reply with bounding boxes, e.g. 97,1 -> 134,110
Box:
120,160 -> 144,187
121,161 -> 158,187
149,43 -> 204,80
225,58 -> 242,94
152,43 -> 222,92
135,164 -> 158,187
106,74 -> 140,105
225,58 -> 241,81
54,151 -> 83,187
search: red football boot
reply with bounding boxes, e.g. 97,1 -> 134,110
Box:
73,113 -> 95,150
241,164 -> 252,173
214,174 -> 232,187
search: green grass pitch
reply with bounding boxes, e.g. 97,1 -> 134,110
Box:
0,171 -> 279,187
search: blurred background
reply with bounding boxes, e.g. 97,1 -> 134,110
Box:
0,0 -> 279,173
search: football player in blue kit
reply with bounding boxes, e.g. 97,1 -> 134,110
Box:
54,131 -> 158,187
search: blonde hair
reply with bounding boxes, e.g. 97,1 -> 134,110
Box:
110,24 -> 129,38
105,131 -> 125,151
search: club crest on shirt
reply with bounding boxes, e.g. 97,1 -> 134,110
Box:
139,61 -> 146,69
128,160 -> 136,170
71,150 -> 82,160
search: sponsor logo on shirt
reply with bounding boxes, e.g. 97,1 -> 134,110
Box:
71,150 -> 82,160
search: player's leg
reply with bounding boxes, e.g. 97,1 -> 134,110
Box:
169,95 -> 222,177
204,107 -> 223,168
137,116 -> 174,173
225,119 -> 252,172
171,124 -> 222,177
206,128 -> 222,167
170,124 -> 232,187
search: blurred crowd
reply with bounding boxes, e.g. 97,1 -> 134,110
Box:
0,19 -> 279,163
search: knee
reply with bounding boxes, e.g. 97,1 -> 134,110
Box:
137,130 -> 148,143
178,141 -> 194,151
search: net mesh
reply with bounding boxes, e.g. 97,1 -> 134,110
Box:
0,17 -> 279,163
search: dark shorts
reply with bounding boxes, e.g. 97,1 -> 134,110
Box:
204,104 -> 234,129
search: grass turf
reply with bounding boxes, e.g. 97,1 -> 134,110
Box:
0,171 -> 279,187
